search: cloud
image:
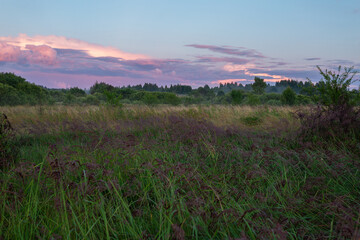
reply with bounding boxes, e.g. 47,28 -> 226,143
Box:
0,42 -> 22,62
195,56 -> 251,64
186,44 -> 265,58
25,45 -> 57,65
1,34 -> 358,88
304,57 -> 321,61
0,41 -> 57,65
0,34 -> 147,60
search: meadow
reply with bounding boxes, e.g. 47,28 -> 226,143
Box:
0,105 -> 359,239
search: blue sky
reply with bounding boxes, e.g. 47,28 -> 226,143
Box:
0,0 -> 359,88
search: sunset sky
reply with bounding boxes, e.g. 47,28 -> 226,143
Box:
0,0 -> 359,89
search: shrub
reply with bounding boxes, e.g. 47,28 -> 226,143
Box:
296,66 -> 360,142
143,92 -> 159,105
83,95 -> 100,105
245,94 -> 260,106
295,94 -> 312,105
164,93 -> 181,105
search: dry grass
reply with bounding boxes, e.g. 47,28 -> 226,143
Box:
0,104 -> 300,133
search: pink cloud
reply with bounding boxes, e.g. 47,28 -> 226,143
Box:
223,63 -> 289,82
0,42 -> 22,62
0,34 -> 148,60
2,36 -> 353,88
25,45 -> 57,65
0,41 -> 57,66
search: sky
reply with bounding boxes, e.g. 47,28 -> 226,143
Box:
0,0 -> 359,89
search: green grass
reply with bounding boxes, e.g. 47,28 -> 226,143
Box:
0,105 -> 359,239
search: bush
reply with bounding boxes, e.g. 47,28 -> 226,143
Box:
295,94 -> 312,105
245,94 -> 260,106
163,93 -> 181,105
83,95 -> 100,105
296,66 -> 360,142
143,93 -> 159,105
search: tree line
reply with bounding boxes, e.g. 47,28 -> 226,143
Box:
0,68 -> 359,106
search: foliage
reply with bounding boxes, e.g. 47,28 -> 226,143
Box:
295,94 -> 312,105
163,93 -> 181,105
89,81 -> 114,94
230,90 -> 244,104
296,66 -> 360,142
252,77 -> 267,94
217,90 -> 225,96
0,71 -> 359,107
315,65 -> 358,108
281,86 -> 296,105
103,90 -> 122,106
83,95 -> 100,105
143,92 -> 159,105
245,93 -> 260,105
69,87 -> 86,97
0,73 -> 48,105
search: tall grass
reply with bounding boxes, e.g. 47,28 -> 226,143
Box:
0,105 -> 359,239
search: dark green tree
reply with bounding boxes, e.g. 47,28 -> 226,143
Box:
69,87 -> 86,97
281,87 -> 296,105
252,77 -> 267,94
90,82 -> 114,94
230,90 -> 244,104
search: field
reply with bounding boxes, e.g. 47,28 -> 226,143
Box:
0,105 -> 359,239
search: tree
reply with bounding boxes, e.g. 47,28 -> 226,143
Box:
281,87 -> 296,105
252,77 -> 267,94
230,90 -> 244,104
69,87 -> 86,97
90,82 -> 114,94
314,65 -> 358,108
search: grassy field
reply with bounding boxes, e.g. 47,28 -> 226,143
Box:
0,105 -> 359,239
